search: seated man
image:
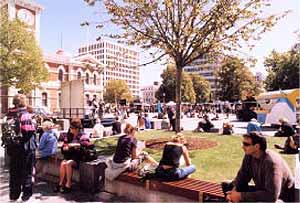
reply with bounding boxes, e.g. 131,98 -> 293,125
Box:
194,114 -> 214,132
274,133 -> 299,154
221,120 -> 233,135
112,117 -> 122,135
246,118 -> 261,133
222,131 -> 295,202
274,117 -> 295,137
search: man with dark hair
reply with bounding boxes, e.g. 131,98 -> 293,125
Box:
6,94 -> 37,201
222,131 -> 295,202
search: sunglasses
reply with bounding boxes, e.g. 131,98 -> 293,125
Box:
242,142 -> 253,147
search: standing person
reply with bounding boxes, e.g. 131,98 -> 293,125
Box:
222,131 -> 295,202
5,94 -> 37,201
54,119 -> 85,193
155,133 -> 196,181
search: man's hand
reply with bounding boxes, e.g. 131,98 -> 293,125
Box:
226,190 -> 241,203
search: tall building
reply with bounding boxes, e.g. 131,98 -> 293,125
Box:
183,55 -> 220,99
141,82 -> 160,104
78,39 -> 140,98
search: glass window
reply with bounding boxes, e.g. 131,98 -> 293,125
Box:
85,73 -> 89,84
77,72 -> 81,80
58,69 -> 63,81
42,92 -> 48,106
93,74 -> 97,85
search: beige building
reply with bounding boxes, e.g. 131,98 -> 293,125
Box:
78,39 -> 140,98
0,0 -> 104,116
141,82 -> 160,104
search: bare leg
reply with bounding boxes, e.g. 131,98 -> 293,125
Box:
59,160 -> 67,186
65,160 -> 77,188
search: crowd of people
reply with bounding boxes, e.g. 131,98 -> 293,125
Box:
2,93 -> 298,202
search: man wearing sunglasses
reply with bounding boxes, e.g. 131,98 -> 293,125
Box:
222,131 -> 295,202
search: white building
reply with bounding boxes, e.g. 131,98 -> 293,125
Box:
78,40 -> 140,98
141,82 -> 160,104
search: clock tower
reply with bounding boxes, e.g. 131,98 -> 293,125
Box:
0,0 -> 43,44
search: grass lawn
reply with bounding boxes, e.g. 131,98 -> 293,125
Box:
94,130 -> 296,183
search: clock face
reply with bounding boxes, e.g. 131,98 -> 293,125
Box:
17,9 -> 34,26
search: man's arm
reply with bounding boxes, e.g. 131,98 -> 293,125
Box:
232,155 -> 252,189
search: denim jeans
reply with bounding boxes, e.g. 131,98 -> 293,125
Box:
155,164 -> 196,181
174,165 -> 196,179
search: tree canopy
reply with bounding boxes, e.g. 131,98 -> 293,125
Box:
215,57 -> 262,101
0,11 -> 48,93
104,80 -> 132,103
264,47 -> 300,91
100,0 -> 287,132
189,73 -> 211,103
156,64 -> 196,103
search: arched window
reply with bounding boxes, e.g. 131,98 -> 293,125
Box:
58,69 -> 63,81
77,72 -> 81,80
42,92 -> 48,106
85,73 -> 89,84
93,74 -> 97,85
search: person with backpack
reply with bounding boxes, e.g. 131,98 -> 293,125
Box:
3,94 -> 37,202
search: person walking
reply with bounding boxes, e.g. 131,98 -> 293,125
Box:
5,94 -> 37,202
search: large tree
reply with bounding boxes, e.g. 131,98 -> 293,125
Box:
104,80 -> 132,103
101,0 -> 286,132
156,64 -> 196,103
0,11 -> 48,93
215,57 -> 261,101
264,48 -> 300,91
189,73 -> 211,103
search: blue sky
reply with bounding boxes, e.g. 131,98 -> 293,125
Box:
37,0 -> 300,86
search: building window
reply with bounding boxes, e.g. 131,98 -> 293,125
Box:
77,72 -> 81,80
58,93 -> 61,108
58,69 -> 63,81
85,73 -> 89,84
42,92 -> 48,106
93,74 -> 97,85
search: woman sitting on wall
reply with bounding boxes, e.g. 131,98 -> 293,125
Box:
54,119 -> 85,193
105,123 -> 157,180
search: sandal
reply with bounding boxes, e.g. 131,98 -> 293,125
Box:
53,184 -> 63,193
62,186 -> 72,193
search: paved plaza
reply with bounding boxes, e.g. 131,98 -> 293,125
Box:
0,113 -> 277,202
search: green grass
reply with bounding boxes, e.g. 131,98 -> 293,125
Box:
94,130 -> 296,183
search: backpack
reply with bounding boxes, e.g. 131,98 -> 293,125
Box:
1,114 -> 23,149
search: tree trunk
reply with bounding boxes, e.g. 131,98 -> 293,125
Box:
175,65 -> 182,133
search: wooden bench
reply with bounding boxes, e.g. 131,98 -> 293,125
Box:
112,171 -> 225,202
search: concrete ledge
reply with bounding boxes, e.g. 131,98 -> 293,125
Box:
36,154 -> 108,193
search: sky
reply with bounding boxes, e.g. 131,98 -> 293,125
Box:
37,0 -> 300,86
